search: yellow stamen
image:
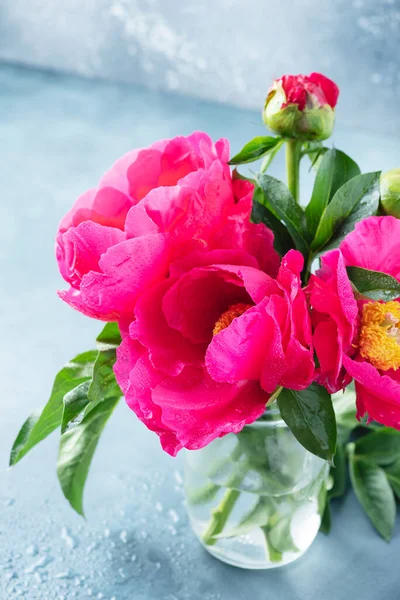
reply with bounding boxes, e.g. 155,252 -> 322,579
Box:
359,301 -> 400,371
213,303 -> 253,336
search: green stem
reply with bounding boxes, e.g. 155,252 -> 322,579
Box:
268,386 -> 283,408
202,488 -> 241,546
285,139 -> 302,203
202,445 -> 246,546
261,526 -> 283,563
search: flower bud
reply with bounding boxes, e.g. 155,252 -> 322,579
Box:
263,72 -> 339,141
380,169 -> 400,217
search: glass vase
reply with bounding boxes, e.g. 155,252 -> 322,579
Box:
184,406 -> 329,569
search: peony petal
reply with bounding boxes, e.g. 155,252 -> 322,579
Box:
205,299 -> 273,384
308,249 -> 358,393
343,355 -> 400,407
159,137 -> 203,186
340,216 -> 400,282
125,179 -> 238,256
212,192 -> 280,278
57,288 -> 113,321
244,222 -> 280,278
186,131 -> 221,168
114,337 -> 180,452
114,335 -> 145,399
212,264 -> 280,304
59,186 -> 133,233
280,75 -> 308,110
78,234 -> 170,321
345,362 -> 400,430
138,186 -> 197,235
56,221 -> 125,288
152,367 -> 268,454
215,138 -> 230,164
169,249 -> 259,278
127,149 -> 163,201
308,72 -> 339,108
130,279 -> 206,376
279,335 -> 315,390
99,148 -> 142,196
162,266 -> 252,344
59,189 -> 97,232
313,319 -> 349,393
124,201 -> 160,238
277,250 -> 303,301
310,249 -> 358,351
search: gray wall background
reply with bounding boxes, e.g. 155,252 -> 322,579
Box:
1,0 -> 399,134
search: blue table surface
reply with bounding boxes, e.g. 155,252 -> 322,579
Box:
1,63 -> 400,600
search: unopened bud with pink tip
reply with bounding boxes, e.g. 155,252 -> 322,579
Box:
263,72 -> 339,141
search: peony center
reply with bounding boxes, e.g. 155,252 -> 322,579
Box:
213,303 -> 253,336
359,301 -> 400,371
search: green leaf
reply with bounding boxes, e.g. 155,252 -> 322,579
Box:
318,477 -> 331,534
302,141 -> 328,171
9,350 -> 97,466
229,136 -> 282,165
311,172 -> 380,252
320,443 -> 347,535
277,384 -> 337,462
88,349 -> 120,406
96,322 -> 121,349
346,266 -> 400,302
57,396 -> 120,516
349,448 -> 396,541
319,500 -> 331,534
260,139 -> 285,173
329,443 -> 347,499
257,174 -> 310,255
61,347 -> 121,434
251,187 -> 294,256
215,498 -> 271,539
355,428 -> 400,466
386,474 -> 400,500
61,380 -> 92,434
384,458 -> 400,499
305,149 -> 360,236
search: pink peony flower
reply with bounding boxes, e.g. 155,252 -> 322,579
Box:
56,132 -> 279,321
114,249 -> 314,455
309,216 -> 400,429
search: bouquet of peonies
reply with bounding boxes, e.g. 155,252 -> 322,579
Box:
10,72 -> 400,566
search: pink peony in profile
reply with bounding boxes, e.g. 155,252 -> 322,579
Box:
309,216 -> 400,429
56,132 -> 279,322
114,250 -> 314,455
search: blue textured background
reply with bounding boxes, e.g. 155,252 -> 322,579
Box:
1,63 -> 400,599
0,0 -> 400,134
